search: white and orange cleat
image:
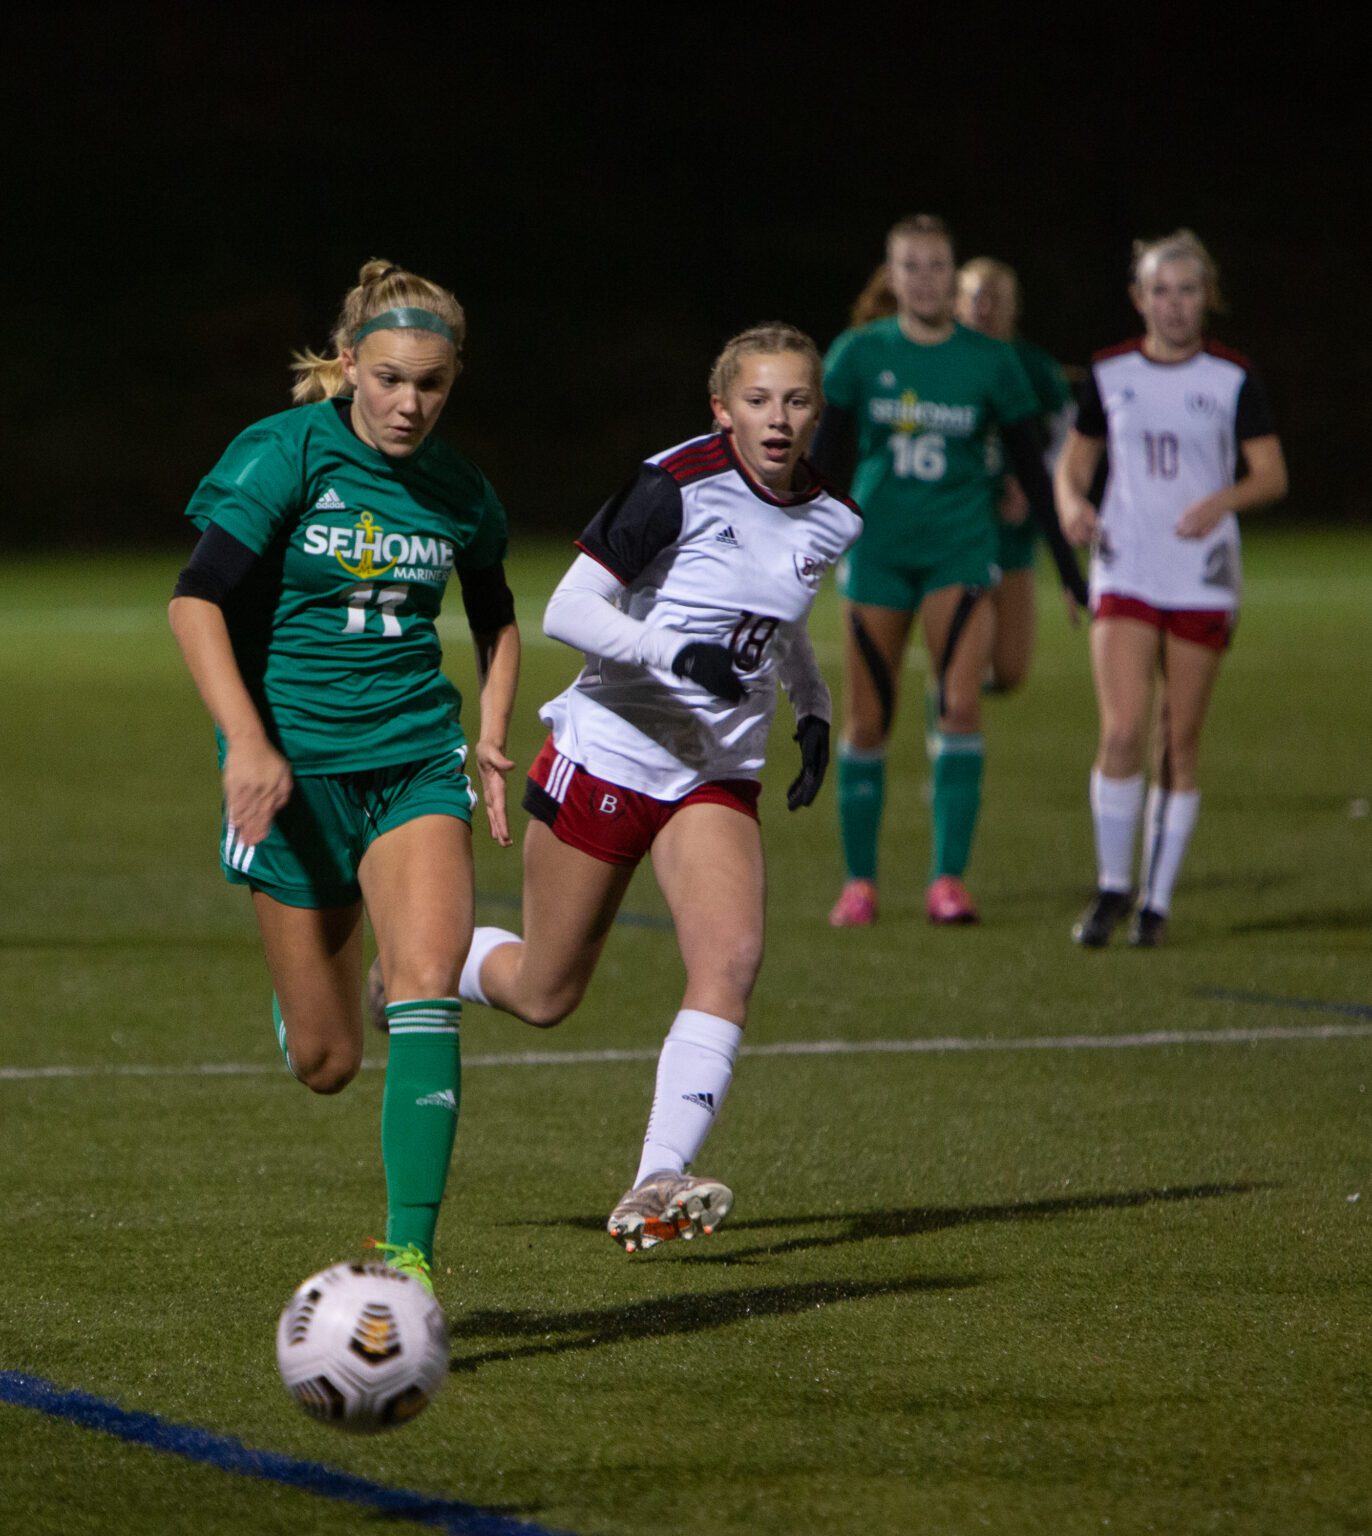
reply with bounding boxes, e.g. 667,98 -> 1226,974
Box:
926,875 -> 978,925
828,878 -> 878,928
607,1172 -> 735,1254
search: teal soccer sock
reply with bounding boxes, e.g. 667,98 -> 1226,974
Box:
837,743 -> 886,882
930,731 -> 984,879
382,998 -> 462,1264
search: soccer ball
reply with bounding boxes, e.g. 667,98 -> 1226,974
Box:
275,1262 -> 448,1433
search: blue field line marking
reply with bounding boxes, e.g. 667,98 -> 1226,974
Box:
1199,988 -> 1372,1022
0,1371 -> 574,1536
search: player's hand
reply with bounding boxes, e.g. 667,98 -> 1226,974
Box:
787,715 -> 830,811
1059,494 -> 1098,547
474,738 -> 515,847
671,642 -> 746,703
1175,497 -> 1225,539
222,736 -> 292,847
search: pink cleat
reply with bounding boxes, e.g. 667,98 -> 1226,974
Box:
926,875 -> 978,925
829,879 -> 878,927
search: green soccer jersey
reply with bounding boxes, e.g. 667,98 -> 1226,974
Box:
185,398 -> 507,774
823,318 -> 1038,562
1013,336 -> 1072,420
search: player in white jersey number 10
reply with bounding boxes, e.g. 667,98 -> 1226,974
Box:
1055,229 -> 1287,948
452,324 -> 861,1252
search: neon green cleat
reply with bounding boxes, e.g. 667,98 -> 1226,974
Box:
363,1237 -> 434,1294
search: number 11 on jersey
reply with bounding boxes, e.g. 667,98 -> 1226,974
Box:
342,584 -> 408,636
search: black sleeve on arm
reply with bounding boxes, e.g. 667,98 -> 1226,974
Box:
576,463 -> 684,583
1001,417 -> 1089,605
172,522 -> 260,605
458,560 -> 516,634
1074,366 -> 1108,438
809,403 -> 858,493
1235,370 -> 1277,440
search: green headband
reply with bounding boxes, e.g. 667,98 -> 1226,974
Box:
352,307 -> 455,347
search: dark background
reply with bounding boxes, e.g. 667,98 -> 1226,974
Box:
6,5 -> 1367,548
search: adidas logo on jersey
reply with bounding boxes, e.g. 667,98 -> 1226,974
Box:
313,486 -> 346,510
878,370 -> 897,387
415,1088 -> 458,1112
714,526 -> 741,547
682,1091 -> 716,1112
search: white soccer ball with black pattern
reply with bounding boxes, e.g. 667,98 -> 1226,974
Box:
275,1262 -> 447,1433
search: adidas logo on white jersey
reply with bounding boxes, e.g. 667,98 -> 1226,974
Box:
313,486 -> 346,510
682,1090 -> 716,1112
714,526 -> 741,548
415,1088 -> 458,1112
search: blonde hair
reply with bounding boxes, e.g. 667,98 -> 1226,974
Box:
708,322 -> 823,403
290,259 -> 467,404
1130,228 -> 1226,314
849,214 -> 957,327
958,255 -> 1019,302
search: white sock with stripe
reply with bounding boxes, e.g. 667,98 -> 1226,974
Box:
1090,770 -> 1145,894
458,926 -> 520,1006
1139,786 -> 1200,915
634,1010 -> 743,1186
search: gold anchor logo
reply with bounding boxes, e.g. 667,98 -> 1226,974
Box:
899,388 -> 921,434
334,511 -> 399,579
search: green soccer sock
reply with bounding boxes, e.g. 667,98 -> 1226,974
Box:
931,731 -> 984,880
837,743 -> 886,882
271,994 -> 299,1081
382,998 -> 462,1265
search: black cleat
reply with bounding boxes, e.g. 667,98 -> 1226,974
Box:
1128,907 -> 1168,948
1071,889 -> 1134,948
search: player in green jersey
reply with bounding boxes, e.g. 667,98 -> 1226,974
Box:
956,256 -> 1075,693
812,215 -> 1086,927
169,259 -> 521,1290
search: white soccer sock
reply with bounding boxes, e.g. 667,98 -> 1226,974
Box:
1138,786 -> 1200,915
458,926 -> 520,1006
1090,770 -> 1145,894
634,1009 -> 743,1186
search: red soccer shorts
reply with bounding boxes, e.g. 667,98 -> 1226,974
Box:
523,737 -> 761,866
1093,593 -> 1235,652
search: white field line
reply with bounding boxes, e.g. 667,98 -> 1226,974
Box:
3,1020 -> 1371,1083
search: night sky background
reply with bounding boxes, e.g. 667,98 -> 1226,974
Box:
8,5 -> 1368,548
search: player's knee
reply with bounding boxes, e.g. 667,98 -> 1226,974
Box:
692,932 -> 764,1005
293,1043 -> 361,1096
516,981 -> 586,1030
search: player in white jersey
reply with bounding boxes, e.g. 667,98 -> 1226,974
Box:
459,324 -> 862,1252
1056,230 -> 1287,947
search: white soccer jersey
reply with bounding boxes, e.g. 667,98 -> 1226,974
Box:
1078,339 -> 1276,611
540,432 -> 863,799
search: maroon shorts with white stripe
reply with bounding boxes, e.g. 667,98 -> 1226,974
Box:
1093,593 -> 1235,652
522,736 -> 761,867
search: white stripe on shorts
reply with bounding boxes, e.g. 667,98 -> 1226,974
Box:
547,751 -> 576,804
224,823 -> 256,873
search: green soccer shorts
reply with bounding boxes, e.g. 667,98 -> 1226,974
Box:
220,746 -> 476,908
839,528 -> 1000,612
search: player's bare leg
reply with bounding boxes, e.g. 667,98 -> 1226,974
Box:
832,601 -> 913,925
1132,634 -> 1225,944
474,820 -> 635,1027
1074,617 -> 1160,945
606,804 -> 763,1253
988,567 -> 1036,692
919,584 -> 995,922
252,893 -> 364,1093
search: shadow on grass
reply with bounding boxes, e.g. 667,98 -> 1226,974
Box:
449,1273 -> 977,1373
519,1181 -> 1266,1266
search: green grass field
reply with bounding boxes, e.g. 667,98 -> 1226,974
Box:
2,529 -> 1369,1536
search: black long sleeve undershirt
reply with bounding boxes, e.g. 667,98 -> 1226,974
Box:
999,417 -> 1088,605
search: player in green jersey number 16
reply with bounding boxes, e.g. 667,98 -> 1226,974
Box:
812,214 -> 1087,928
169,259 -> 521,1290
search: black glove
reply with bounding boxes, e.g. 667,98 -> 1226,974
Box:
671,642 -> 746,703
787,715 -> 830,811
